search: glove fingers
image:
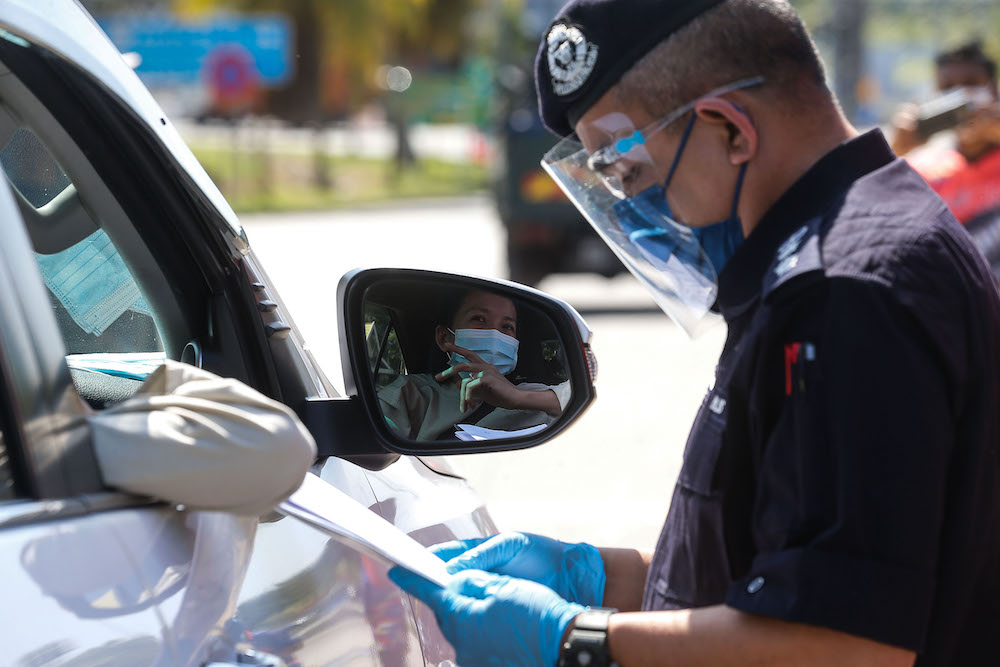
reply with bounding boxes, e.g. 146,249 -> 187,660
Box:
448,569 -> 506,598
429,538 -> 487,562
446,532 -> 527,573
388,566 -> 447,609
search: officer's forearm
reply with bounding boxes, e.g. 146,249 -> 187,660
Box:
598,547 -> 651,611
606,605 -> 916,666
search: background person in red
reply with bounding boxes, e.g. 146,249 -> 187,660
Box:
892,42 -> 1000,277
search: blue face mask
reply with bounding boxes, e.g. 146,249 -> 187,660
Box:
611,113 -> 747,278
448,328 -> 519,376
34,229 -> 151,336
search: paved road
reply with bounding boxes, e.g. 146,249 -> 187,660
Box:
242,196 -> 725,551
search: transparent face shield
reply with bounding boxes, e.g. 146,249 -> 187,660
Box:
541,77 -> 763,337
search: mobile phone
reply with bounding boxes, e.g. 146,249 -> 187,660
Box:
915,88 -> 972,139
914,86 -> 996,139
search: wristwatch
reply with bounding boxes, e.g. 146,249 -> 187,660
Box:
558,608 -> 618,667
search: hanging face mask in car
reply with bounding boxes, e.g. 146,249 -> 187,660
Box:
541,77 -> 762,337
34,228 -> 151,336
449,328 -> 520,375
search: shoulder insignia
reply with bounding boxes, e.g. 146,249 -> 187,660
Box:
763,216 -> 825,299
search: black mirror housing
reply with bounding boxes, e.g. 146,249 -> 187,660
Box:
303,268 -> 596,463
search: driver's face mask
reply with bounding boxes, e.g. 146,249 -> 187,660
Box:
447,328 -> 519,376
541,76 -> 762,336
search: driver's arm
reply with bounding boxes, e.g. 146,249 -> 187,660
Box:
513,379 -> 571,417
511,384 -> 563,417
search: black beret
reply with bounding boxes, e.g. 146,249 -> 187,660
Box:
535,0 -> 726,137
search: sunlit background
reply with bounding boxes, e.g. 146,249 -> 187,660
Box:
76,0 -> 1000,548
77,0 -> 1000,214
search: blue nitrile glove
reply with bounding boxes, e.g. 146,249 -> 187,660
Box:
430,532 -> 606,607
389,567 -> 585,667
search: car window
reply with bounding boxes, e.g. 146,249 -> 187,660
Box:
0,127 -> 165,373
365,304 -> 407,390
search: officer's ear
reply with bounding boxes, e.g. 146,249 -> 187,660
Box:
693,98 -> 758,166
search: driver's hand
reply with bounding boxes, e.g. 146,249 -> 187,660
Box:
435,343 -> 524,412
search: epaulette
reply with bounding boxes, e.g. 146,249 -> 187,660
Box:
762,215 -> 826,301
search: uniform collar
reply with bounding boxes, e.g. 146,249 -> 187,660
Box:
716,129 -> 895,317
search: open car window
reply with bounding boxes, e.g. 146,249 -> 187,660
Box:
0,80 -> 175,410
0,127 -> 164,366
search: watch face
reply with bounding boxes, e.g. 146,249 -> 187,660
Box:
560,609 -> 617,667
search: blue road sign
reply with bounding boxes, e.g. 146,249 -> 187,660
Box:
99,13 -> 292,88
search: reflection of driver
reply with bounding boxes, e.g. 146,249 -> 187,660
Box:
377,289 -> 570,441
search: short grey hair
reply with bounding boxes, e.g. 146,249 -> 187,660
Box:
616,0 -> 829,124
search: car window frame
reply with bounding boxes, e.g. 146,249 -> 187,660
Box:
0,321 -> 30,501
0,172 -> 102,498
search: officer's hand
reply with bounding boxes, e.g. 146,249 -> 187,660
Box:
431,532 -> 606,607
436,344 -> 524,412
389,567 -> 584,667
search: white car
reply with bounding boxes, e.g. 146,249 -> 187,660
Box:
0,2 -> 596,666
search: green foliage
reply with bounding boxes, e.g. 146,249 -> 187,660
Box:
192,146 -> 488,213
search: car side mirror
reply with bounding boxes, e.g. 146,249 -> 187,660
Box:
300,268 -> 597,465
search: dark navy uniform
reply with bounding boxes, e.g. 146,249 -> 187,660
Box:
644,130 -> 1000,664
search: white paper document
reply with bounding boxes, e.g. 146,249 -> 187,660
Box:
279,473 -> 452,587
454,422 -> 549,441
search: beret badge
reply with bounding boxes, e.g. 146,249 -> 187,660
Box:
546,23 -> 599,97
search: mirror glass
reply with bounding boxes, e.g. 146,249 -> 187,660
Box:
363,280 -> 573,443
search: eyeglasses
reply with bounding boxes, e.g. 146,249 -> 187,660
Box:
585,76 -> 764,195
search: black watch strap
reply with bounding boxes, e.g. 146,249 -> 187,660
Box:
558,608 -> 618,667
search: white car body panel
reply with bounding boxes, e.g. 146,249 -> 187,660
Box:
2,506 -> 169,665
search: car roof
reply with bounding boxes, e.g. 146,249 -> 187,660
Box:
0,0 -> 245,245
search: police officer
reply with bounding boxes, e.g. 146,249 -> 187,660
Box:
391,1 -> 1000,665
